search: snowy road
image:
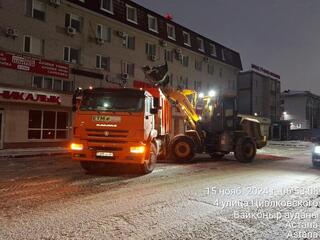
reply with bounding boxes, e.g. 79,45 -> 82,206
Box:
1,145 -> 320,240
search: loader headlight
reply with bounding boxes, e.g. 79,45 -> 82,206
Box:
70,143 -> 84,151
130,146 -> 145,154
314,146 -> 320,154
208,90 -> 216,97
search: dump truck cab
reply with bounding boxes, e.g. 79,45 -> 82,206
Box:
71,88 -> 160,173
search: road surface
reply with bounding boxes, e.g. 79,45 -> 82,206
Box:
0,144 -> 320,239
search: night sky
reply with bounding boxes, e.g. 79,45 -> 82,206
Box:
134,0 -> 320,94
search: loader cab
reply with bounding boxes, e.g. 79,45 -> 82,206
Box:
200,95 -> 237,133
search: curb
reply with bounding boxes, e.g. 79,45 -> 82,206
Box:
0,152 -> 70,159
268,143 -> 312,148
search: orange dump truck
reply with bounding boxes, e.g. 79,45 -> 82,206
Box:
70,87 -> 171,174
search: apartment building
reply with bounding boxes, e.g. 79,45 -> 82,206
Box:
0,0 -> 242,148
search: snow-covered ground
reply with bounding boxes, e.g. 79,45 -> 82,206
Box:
0,145 -> 319,240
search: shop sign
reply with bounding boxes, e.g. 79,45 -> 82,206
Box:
0,88 -> 61,105
0,50 -> 69,79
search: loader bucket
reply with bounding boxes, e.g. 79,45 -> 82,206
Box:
142,62 -> 169,87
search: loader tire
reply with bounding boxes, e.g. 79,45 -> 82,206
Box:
234,137 -> 256,163
170,135 -> 195,163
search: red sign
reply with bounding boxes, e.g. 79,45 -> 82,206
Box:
0,50 -> 69,79
0,88 -> 61,105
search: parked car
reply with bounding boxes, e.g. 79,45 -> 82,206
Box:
312,144 -> 320,168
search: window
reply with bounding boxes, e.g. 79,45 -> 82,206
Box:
96,55 -> 110,71
54,79 -> 62,91
126,5 -> 137,24
100,0 -> 113,14
219,68 -> 223,78
181,55 -> 189,67
148,15 -> 158,33
26,0 -> 46,21
63,46 -> 80,64
167,24 -> 176,40
96,24 -> 111,42
209,43 -> 217,57
178,77 -> 188,89
221,49 -> 226,61
145,43 -> 156,57
123,35 -> 135,50
197,37 -> 204,52
28,110 -> 69,139
65,13 -> 82,32
164,49 -> 174,62
121,61 -> 135,77
23,35 -> 44,55
32,76 -> 72,92
195,59 -> 202,71
32,76 -> 43,88
23,36 -> 31,53
63,81 -> 73,92
208,64 -> 214,75
194,80 -> 202,91
43,77 -> 53,89
183,31 -> 191,46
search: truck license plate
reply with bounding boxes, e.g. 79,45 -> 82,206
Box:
96,152 -> 114,157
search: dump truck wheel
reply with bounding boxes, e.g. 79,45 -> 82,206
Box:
234,137 -> 256,163
140,142 -> 157,174
80,161 -> 95,172
170,135 -> 195,163
209,153 -> 225,160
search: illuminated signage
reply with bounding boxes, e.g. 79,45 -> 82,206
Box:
0,88 -> 61,105
0,50 -> 69,79
251,64 -> 280,79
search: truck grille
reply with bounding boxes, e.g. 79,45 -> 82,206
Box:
85,129 -> 129,139
88,146 -> 123,151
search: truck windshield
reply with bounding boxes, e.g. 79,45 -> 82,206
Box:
80,92 -> 144,112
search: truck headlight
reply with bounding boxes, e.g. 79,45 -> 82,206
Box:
130,146 -> 145,154
314,146 -> 320,154
70,143 -> 84,151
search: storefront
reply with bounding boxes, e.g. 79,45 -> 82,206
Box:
0,87 -> 72,149
0,50 -> 72,149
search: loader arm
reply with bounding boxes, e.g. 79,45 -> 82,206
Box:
142,63 -> 200,131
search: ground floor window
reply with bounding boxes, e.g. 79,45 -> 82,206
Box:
28,110 -> 69,140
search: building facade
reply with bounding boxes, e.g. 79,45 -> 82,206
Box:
281,90 -> 320,130
237,69 -> 281,122
0,0 -> 242,149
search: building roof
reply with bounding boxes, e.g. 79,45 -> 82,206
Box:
239,70 -> 281,83
67,0 -> 242,69
282,90 -> 320,100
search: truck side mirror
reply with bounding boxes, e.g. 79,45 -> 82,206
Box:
150,108 -> 158,115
